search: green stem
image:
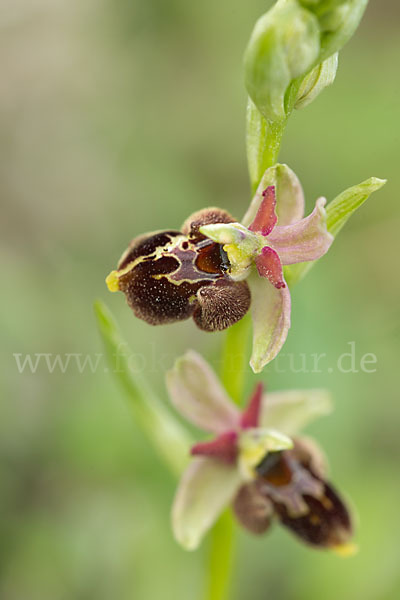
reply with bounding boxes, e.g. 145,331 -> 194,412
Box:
220,313 -> 251,406
246,98 -> 287,194
204,93 -> 288,600
204,511 -> 236,600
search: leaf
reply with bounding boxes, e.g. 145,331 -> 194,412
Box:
94,300 -> 192,476
284,176 -> 386,286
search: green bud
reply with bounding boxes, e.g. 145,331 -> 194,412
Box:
299,0 -> 369,61
294,52 -> 338,109
245,0 -> 368,122
244,0 -> 320,121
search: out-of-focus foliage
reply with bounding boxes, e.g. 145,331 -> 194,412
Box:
1,1 -> 399,599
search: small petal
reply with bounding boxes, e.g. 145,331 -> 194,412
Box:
240,382 -> 263,429
242,164 -> 305,228
248,186 -> 277,236
255,246 -> 285,289
248,272 -> 291,373
166,351 -> 240,434
191,431 -> 238,464
259,389 -> 332,436
172,457 -> 242,550
267,197 -> 333,265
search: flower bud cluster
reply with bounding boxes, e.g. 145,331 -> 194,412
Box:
244,0 -> 367,121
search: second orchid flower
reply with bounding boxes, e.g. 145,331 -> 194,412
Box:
166,351 -> 354,554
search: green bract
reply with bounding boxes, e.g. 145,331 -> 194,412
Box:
244,0 -> 368,122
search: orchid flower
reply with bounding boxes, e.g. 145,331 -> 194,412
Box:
105,208 -> 251,332
166,351 -> 354,554
200,164 -> 334,373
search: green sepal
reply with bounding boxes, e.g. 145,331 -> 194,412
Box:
284,176 -> 386,286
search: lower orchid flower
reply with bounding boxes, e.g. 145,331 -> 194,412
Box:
200,164 -> 334,373
166,351 -> 354,554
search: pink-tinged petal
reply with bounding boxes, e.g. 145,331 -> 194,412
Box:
259,389 -> 332,436
248,186 -> 277,236
240,383 -> 263,429
267,197 -> 334,265
255,247 -> 285,289
166,351 -> 240,434
172,457 -> 243,550
242,164 -> 305,227
248,272 -> 291,374
191,431 -> 238,464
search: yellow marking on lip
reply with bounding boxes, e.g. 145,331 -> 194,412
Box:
105,262 -> 137,292
106,270 -> 120,292
331,542 -> 358,557
309,514 -> 321,525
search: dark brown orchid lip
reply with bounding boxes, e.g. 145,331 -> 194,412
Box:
106,208 -> 251,331
233,443 -> 354,552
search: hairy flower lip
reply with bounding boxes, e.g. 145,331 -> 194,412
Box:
105,210 -> 251,331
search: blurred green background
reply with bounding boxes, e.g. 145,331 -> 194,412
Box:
1,1 -> 399,598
